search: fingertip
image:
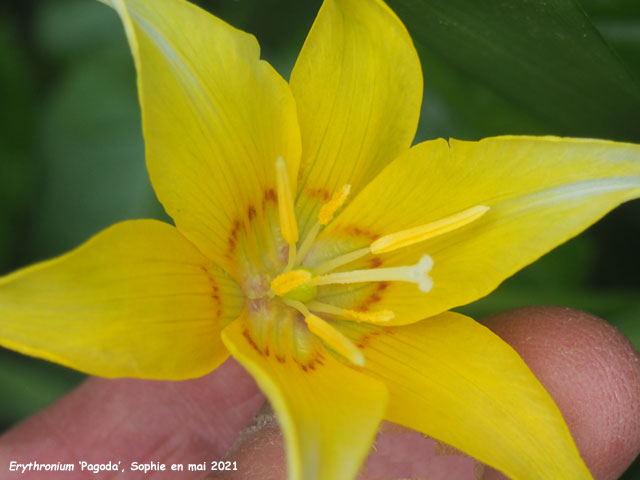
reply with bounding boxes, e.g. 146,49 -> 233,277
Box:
210,404 -> 286,480
483,306 -> 640,480
0,357 -> 265,478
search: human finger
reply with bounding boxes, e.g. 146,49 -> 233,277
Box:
482,306 -> 640,480
0,358 -> 264,479
211,306 -> 640,480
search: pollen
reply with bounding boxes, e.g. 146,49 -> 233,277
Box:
338,309 -> 395,323
296,184 -> 352,264
304,313 -> 365,366
318,184 -> 351,225
270,269 -> 312,296
275,156 -> 298,245
371,205 -> 489,254
283,299 -> 364,366
307,301 -> 395,324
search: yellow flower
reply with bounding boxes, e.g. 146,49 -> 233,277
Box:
1,0 -> 640,478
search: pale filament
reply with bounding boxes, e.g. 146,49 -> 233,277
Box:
295,222 -> 321,266
312,247 -> 371,276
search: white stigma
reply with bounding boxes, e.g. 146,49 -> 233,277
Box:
311,254 -> 434,293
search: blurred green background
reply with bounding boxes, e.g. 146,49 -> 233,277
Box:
0,0 -> 638,476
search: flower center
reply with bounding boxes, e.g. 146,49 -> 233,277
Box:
270,268 -> 318,303
259,157 -> 490,367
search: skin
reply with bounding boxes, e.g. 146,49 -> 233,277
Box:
1,306 -> 638,479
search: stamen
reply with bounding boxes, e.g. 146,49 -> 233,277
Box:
305,314 -> 365,366
371,205 -> 489,254
318,185 -> 351,225
275,156 -> 298,246
311,254 -> 434,293
312,247 -> 371,275
295,222 -> 321,266
284,299 -> 364,366
310,206 -> 487,275
308,301 -> 395,324
295,184 -> 352,266
285,244 -> 297,272
271,269 -> 312,297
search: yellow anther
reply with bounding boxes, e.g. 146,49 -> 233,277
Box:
341,309 -> 395,323
307,301 -> 395,324
311,254 -> 434,293
275,156 -> 298,245
370,205 -> 489,254
270,269 -> 312,296
283,299 -> 365,366
318,184 -> 351,225
304,313 -> 365,366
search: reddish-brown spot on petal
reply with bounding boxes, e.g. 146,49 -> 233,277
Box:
343,225 -> 380,242
354,326 -> 392,350
225,218 -> 245,260
356,282 -> 390,312
247,205 -> 257,221
370,257 -> 383,269
305,186 -> 331,201
242,328 -> 263,356
261,188 -> 278,213
200,266 -> 224,319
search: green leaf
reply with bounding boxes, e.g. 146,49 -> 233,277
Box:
0,16 -> 38,274
415,46 -> 551,142
387,0 -> 640,141
35,0 -> 128,61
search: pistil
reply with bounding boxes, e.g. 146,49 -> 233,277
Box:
311,254 -> 434,292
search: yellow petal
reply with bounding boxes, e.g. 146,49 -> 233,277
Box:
337,312 -> 593,479
103,0 -> 301,278
291,0 -> 422,237
0,220 -> 244,379
222,311 -> 387,480
310,136 -> 640,324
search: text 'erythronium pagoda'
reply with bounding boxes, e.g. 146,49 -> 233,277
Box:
2,0 -> 640,478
